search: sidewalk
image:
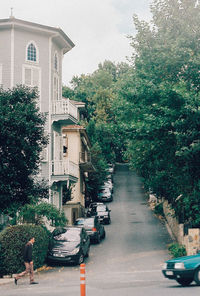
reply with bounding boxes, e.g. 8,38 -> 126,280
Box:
0,276 -> 13,285
0,265 -> 54,286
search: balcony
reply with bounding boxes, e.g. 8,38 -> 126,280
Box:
51,160 -> 79,182
79,152 -> 96,173
51,99 -> 78,124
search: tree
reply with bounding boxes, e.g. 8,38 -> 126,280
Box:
63,61 -> 132,163
17,202 -> 67,227
62,61 -> 132,201
0,86 -> 48,215
116,0 -> 200,225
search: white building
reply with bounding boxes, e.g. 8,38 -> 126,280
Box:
0,16 -> 95,224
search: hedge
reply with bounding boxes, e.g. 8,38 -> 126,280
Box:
0,224 -> 49,276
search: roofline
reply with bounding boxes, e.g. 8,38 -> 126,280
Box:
0,17 -> 75,49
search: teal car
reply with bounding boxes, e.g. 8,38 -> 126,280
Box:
162,253 -> 200,286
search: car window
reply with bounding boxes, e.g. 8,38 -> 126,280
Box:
75,218 -> 94,228
75,219 -> 86,225
53,229 -> 80,242
97,205 -> 107,212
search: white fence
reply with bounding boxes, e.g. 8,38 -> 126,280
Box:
52,99 -> 77,119
51,160 -> 79,178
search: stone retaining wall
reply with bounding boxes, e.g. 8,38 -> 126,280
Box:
163,200 -> 200,255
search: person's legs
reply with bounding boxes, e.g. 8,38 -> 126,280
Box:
14,262 -> 30,284
15,262 -> 38,285
29,263 -> 34,283
15,262 -> 30,280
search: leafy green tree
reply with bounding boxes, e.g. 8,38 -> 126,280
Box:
117,0 -> 200,225
17,202 -> 67,227
0,86 -> 48,215
62,62 -> 130,200
63,61 -> 131,163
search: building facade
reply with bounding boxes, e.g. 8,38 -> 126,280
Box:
62,125 -> 95,224
0,16 -> 94,224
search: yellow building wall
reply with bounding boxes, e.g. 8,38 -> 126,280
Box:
63,130 -> 85,207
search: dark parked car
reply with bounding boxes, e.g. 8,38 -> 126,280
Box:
74,216 -> 105,243
47,226 -> 90,265
162,252 -> 200,286
97,187 -> 113,202
87,203 -> 111,224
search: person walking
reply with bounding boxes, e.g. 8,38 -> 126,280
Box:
14,237 -> 38,285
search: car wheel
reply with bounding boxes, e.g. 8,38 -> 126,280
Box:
176,277 -> 193,286
194,267 -> 200,285
102,230 -> 106,239
78,252 -> 84,265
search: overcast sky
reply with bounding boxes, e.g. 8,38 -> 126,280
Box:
0,0 -> 152,86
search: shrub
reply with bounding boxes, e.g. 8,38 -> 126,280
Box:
18,202 -> 67,227
168,243 -> 187,258
154,202 -> 164,217
0,224 -> 49,276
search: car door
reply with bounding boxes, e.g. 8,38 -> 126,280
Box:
82,228 -> 90,256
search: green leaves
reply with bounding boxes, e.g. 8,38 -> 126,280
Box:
18,202 -> 67,227
116,0 -> 200,225
0,86 -> 48,214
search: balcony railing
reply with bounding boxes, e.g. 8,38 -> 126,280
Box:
51,160 -> 79,178
52,99 -> 77,119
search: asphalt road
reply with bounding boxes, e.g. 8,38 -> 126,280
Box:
1,163 -> 200,295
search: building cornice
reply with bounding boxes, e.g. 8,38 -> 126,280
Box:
0,17 -> 75,53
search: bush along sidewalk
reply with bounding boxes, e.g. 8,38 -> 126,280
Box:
0,224 -> 49,277
168,243 -> 187,258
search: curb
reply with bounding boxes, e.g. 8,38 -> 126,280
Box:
0,277 -> 13,286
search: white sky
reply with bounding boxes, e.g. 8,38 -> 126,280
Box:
0,0 -> 152,86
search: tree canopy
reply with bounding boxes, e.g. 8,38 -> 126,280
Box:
118,0 -> 200,225
0,86 -> 48,215
63,0 -> 200,225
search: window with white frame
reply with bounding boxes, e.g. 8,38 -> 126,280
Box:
54,52 -> 58,71
27,42 -> 37,62
23,65 -> 40,88
41,131 -> 49,162
62,134 -> 68,157
53,74 -> 59,101
22,65 -> 41,109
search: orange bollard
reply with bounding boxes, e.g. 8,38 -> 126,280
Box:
80,263 -> 86,296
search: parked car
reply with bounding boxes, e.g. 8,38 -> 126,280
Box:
47,226 -> 90,265
97,187 -> 113,202
87,202 -> 111,224
162,252 -> 200,286
100,180 -> 113,193
74,216 -> 105,243
107,164 -> 115,174
106,173 -> 113,182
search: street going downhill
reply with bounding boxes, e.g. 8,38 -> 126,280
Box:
1,164 -> 200,295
